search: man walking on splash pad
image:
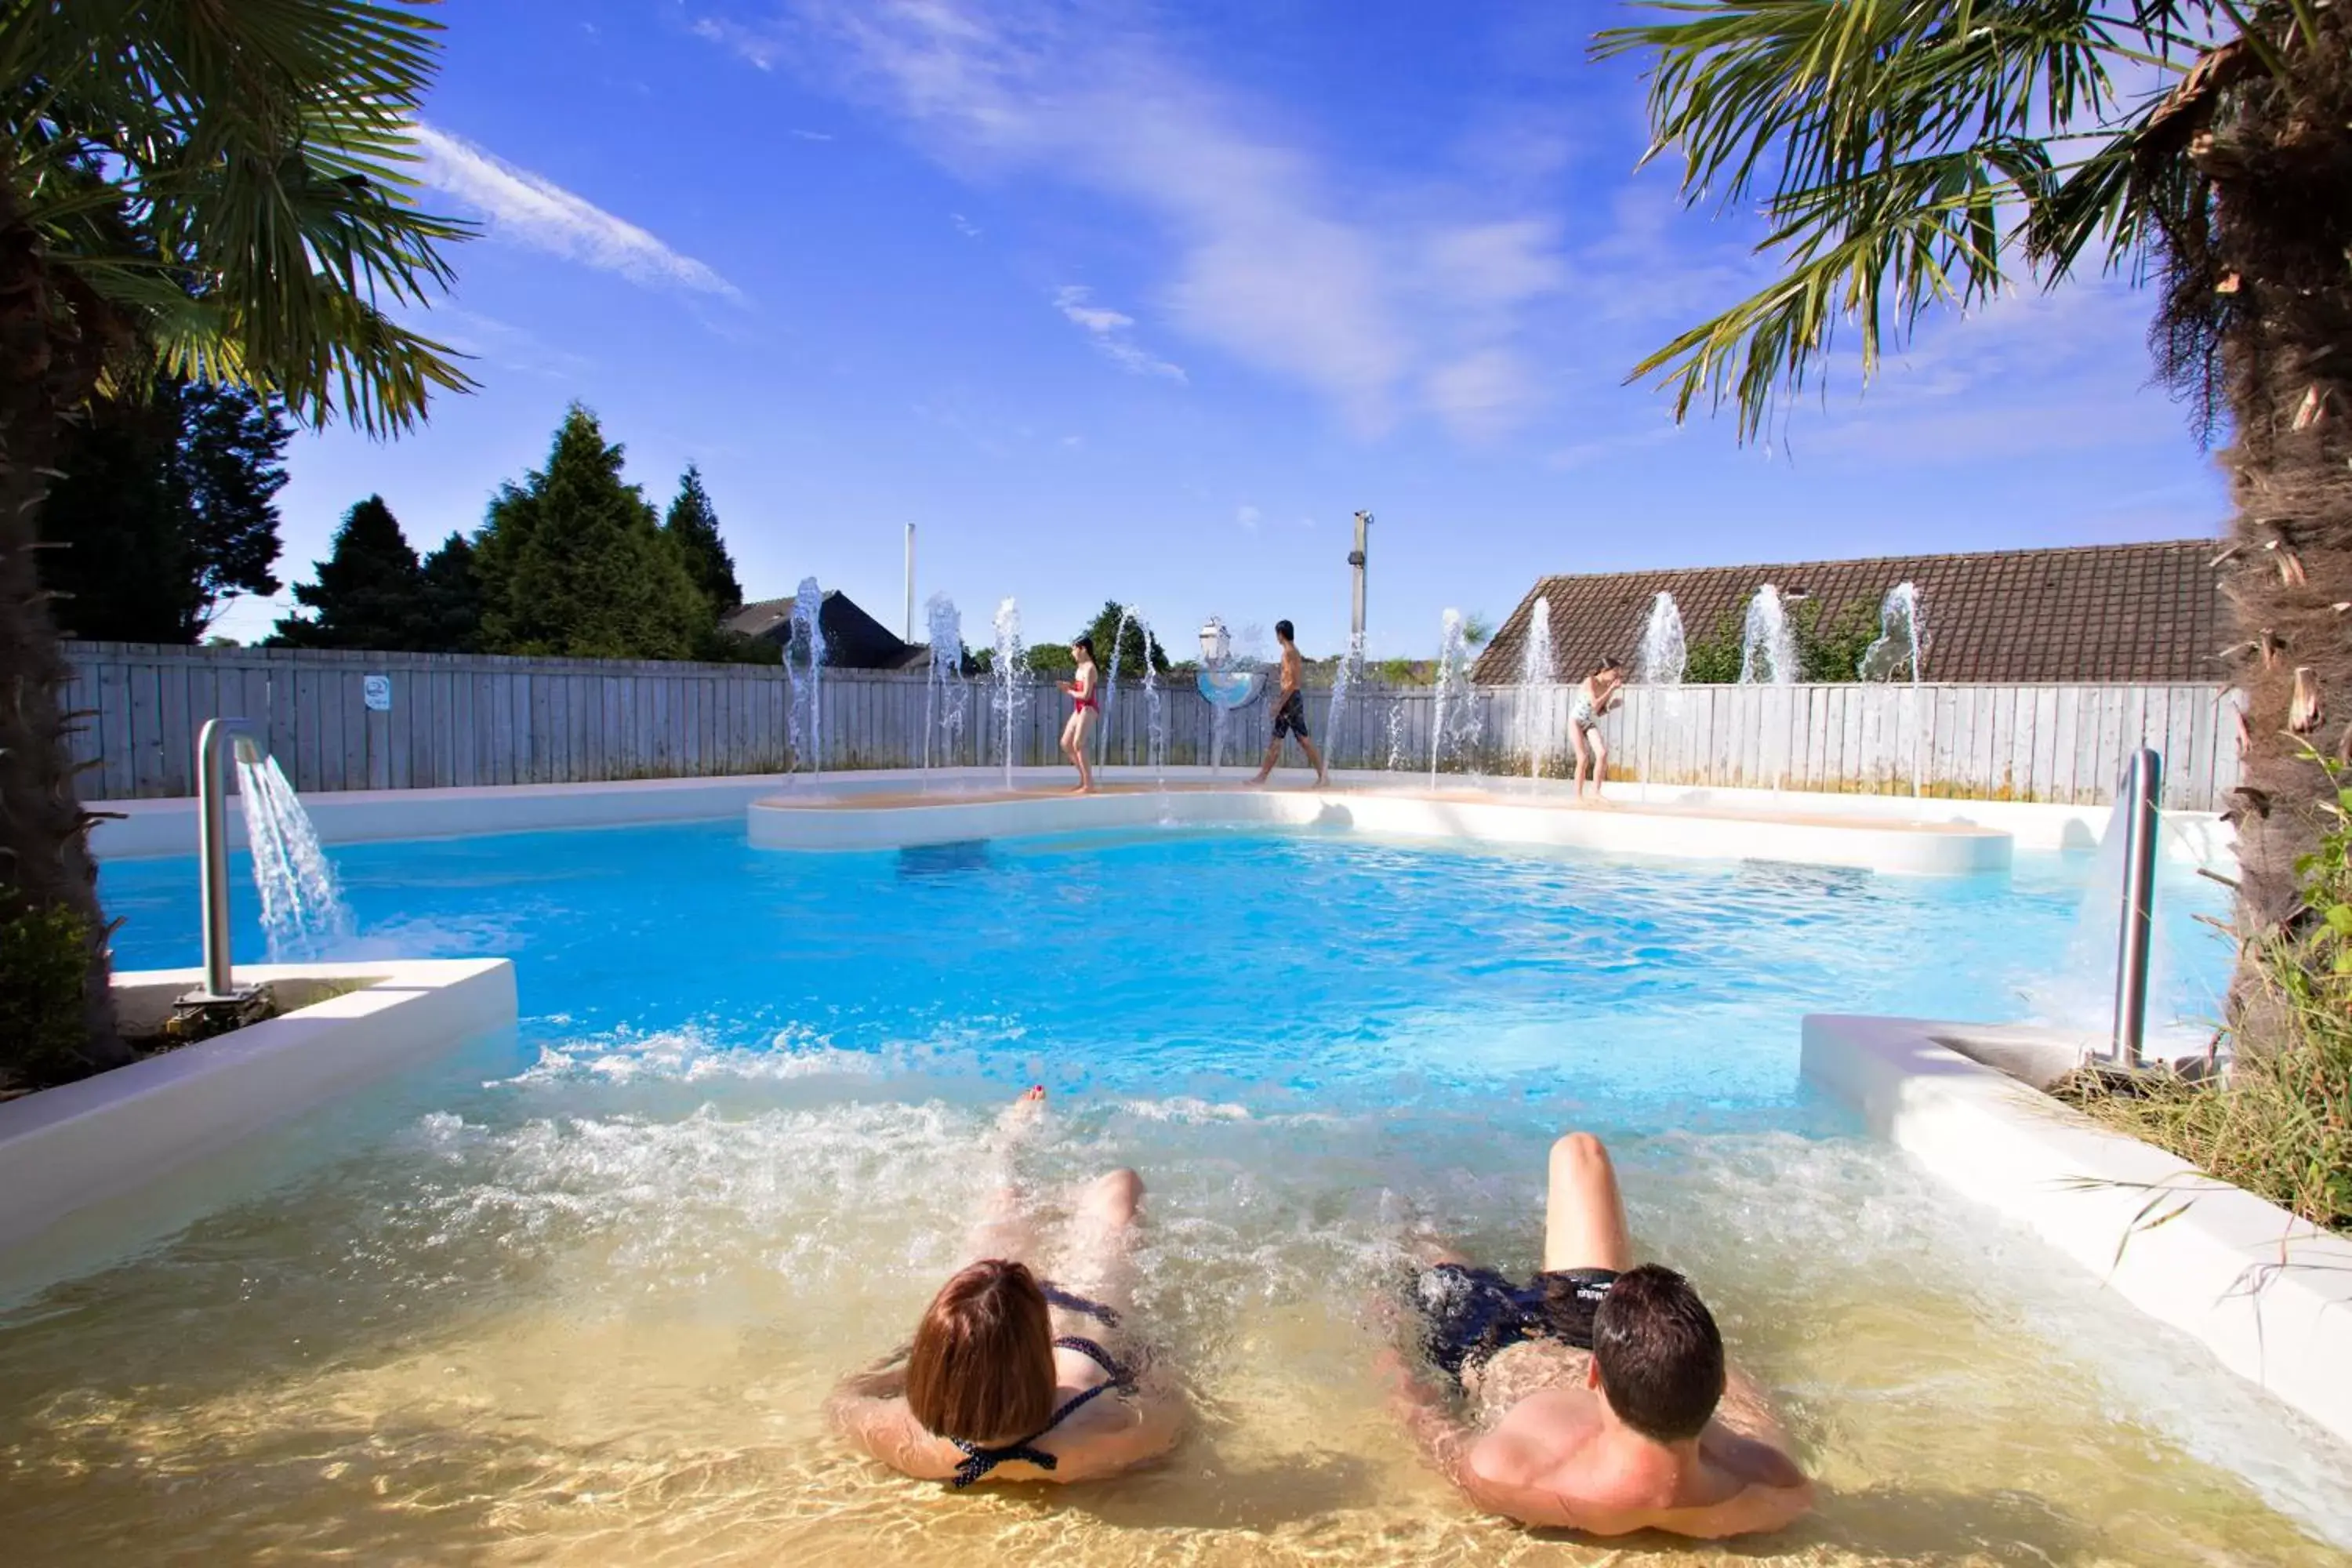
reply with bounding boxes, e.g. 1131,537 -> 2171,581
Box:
1248,619 -> 1328,788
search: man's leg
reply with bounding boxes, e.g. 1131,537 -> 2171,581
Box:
1541,1131 -> 1635,1274
1250,734 -> 1280,784
1299,729 -> 1328,786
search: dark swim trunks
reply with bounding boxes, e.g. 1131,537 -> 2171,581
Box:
1413,1263 -> 1620,1384
1272,689 -> 1309,739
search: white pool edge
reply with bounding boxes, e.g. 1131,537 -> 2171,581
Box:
90,767 -> 2232,869
1802,1013 -> 2352,1449
748,787 -> 2014,875
0,959 -> 517,1258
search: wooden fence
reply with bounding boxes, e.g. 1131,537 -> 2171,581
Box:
60,643 -> 2240,810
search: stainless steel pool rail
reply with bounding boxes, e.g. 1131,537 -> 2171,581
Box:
2111,746 -> 2163,1067
185,717 -> 265,1006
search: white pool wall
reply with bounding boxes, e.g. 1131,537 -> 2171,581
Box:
1804,1013 -> 2352,1450
0,960 -> 516,1261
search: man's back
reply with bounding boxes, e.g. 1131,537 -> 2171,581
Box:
1459,1341 -> 1812,1538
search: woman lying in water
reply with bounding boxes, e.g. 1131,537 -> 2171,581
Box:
826,1087 -> 1185,1485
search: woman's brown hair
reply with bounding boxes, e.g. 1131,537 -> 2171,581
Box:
906,1259 -> 1057,1444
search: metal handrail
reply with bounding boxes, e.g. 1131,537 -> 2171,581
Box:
185,717 -> 265,1004
2111,746 -> 2162,1066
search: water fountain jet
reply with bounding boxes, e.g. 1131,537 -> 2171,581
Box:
787,578 -> 827,782
992,598 -> 1025,790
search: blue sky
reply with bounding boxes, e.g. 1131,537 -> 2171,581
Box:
223,0 -> 2230,658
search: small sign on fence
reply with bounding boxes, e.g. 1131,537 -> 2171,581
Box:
362,674 -> 392,712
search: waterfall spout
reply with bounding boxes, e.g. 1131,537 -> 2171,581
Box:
234,752 -> 353,964
1512,600 -> 1563,780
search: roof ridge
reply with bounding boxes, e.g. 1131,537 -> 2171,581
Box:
1526,537 -> 2220,589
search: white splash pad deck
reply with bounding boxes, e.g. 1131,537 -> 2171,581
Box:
746,781 -> 2013,875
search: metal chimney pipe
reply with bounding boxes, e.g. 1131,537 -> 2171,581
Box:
904,524 -> 916,644
190,717 -> 265,1004
2111,746 -> 2163,1067
1349,511 -> 1372,651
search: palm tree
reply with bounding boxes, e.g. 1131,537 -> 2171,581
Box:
2,0 -> 472,1076
1597,2 -> 2352,986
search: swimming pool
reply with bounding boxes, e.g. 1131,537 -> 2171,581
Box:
2,822 -> 2344,1564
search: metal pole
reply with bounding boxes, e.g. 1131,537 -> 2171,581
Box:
1349,511 -> 1371,650
191,717 -> 263,1003
904,523 -> 916,644
2111,746 -> 2162,1066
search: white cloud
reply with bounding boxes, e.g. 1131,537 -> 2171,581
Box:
951,212 -> 983,238
412,123 -> 740,299
1236,503 -> 1261,531
789,127 -> 834,141
1053,285 -> 1185,382
1425,348 -> 1539,441
702,1 -> 1563,436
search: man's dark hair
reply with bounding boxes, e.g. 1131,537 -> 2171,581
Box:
1589,1265 -> 1724,1443
1275,619 -> 1294,642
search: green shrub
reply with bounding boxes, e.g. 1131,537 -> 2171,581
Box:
0,902 -> 95,1092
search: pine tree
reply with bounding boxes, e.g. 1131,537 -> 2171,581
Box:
273,495 -> 424,649
1081,601 -> 1170,678
413,533 -> 482,653
38,379 -> 288,642
474,405 -> 710,659
662,463 -> 740,614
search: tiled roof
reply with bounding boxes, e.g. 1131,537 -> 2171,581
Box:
1471,539 -> 2226,685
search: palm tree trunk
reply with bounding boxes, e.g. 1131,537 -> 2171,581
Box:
0,189 -> 127,1073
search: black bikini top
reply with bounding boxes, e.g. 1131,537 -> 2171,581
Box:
946,1283 -> 1138,1487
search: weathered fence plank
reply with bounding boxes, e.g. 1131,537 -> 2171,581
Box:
57,642 -> 2241,809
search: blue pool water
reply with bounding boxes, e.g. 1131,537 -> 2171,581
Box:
11,823 -> 2347,1565
103,821 -> 2228,1130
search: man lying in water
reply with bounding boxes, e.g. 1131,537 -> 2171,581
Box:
1384,1131 -> 1813,1539
826,1088 -> 1184,1485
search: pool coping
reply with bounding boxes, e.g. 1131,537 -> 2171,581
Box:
89,767 -> 2230,867
1802,1012 -> 2352,1449
747,786 -> 2015,875
0,959 -> 517,1260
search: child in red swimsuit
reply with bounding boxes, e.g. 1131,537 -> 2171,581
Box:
1058,636 -> 1100,794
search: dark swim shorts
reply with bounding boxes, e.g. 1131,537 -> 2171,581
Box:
1272,689 -> 1309,739
1412,1263 -> 1620,1384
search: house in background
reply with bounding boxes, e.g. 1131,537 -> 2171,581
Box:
1473,539 -> 2227,686
726,589 -> 930,670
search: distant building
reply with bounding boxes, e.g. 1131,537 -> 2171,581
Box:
1473,539 -> 2227,686
726,589 -> 929,670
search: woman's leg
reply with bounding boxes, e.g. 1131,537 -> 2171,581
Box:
1052,1167 -> 1144,1316
1074,712 -> 1097,793
1589,730 -> 1610,798
965,1087 -> 1049,1263
1568,725 -> 1592,795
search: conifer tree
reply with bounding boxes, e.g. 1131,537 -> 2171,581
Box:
272,495 -> 423,649
474,405 -> 710,659
662,463 -> 741,614
413,533 -> 482,653
39,379 -> 289,641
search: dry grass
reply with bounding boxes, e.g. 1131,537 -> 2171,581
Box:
2056,770 -> 2352,1235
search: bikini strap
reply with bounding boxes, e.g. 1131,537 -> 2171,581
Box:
945,1338 -> 1137,1488
1040,1282 -> 1121,1327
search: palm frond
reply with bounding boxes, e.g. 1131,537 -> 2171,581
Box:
2,0 -> 476,434
1592,0 -> 2256,437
